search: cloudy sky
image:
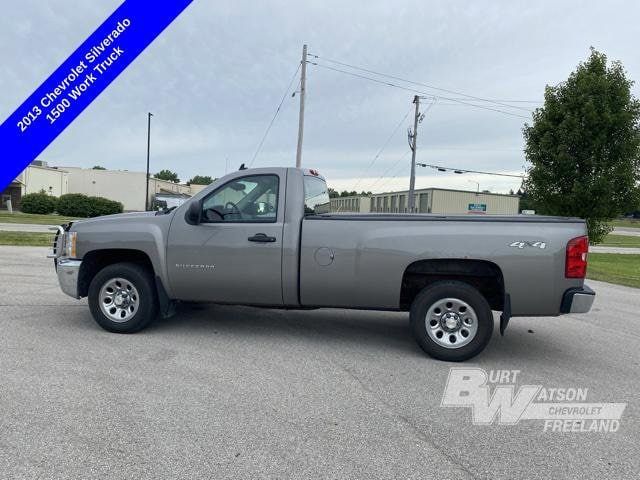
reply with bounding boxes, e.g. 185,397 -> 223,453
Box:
2,1 -> 639,194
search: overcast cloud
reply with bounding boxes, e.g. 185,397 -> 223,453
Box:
1,0 -> 639,193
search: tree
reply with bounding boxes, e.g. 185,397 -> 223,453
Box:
339,190 -> 359,197
187,175 -> 214,186
328,188 -> 339,198
517,188 -> 536,212
523,48 -> 640,243
92,165 -> 106,170
154,169 -> 180,184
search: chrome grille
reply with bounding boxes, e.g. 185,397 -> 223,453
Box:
47,226 -> 65,259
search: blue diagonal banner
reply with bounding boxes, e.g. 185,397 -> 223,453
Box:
0,0 -> 193,191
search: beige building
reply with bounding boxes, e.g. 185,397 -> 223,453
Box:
3,162 -> 212,212
331,196 -> 372,213
331,187 -> 519,215
1,162 -> 69,210
188,183 -> 209,195
61,167 -> 194,211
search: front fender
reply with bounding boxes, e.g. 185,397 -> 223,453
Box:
72,214 -> 173,296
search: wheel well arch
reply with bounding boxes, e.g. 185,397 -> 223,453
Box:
78,249 -> 155,298
400,259 -> 505,311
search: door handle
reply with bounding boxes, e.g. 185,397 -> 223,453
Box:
248,233 -> 276,243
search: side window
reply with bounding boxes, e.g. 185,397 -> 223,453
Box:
201,174 -> 279,223
303,176 -> 330,215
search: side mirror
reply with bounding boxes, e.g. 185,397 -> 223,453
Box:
185,200 -> 202,225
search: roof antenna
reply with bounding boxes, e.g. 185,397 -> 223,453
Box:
239,163 -> 247,170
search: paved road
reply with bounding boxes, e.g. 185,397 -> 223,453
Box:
590,246 -> 640,254
0,247 -> 638,479
613,227 -> 640,237
0,222 -> 56,233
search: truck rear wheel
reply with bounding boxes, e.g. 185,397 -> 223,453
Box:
88,262 -> 158,333
410,281 -> 493,361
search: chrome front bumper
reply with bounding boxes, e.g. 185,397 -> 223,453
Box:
56,258 -> 82,299
561,284 -> 596,314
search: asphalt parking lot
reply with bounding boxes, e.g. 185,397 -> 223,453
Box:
1,246 -> 638,479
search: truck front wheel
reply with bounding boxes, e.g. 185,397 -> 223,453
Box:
88,262 -> 158,333
410,281 -> 494,361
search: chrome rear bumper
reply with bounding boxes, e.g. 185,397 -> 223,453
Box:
560,284 -> 595,314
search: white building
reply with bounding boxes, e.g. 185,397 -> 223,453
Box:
331,196 -> 372,213
1,162 -> 69,210
61,166 -> 193,211
331,187 -> 520,215
2,163 -> 213,212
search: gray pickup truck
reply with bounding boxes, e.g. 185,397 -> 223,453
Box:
51,167 -> 594,361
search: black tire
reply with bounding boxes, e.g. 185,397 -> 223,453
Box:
88,262 -> 158,333
410,281 -> 493,361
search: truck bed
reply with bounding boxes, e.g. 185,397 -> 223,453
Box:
308,213 -> 585,223
299,214 -> 586,315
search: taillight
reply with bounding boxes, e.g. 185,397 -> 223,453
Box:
565,235 -> 588,278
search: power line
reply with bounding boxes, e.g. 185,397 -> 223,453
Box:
369,149 -> 411,190
416,101 -> 535,107
373,156 -> 414,193
249,63 -> 301,167
352,105 -> 412,190
444,98 -> 541,104
373,161 -> 525,194
362,98 -> 439,192
417,162 -> 526,178
366,150 -> 412,191
423,146 -> 523,152
307,61 -> 530,120
310,61 -> 530,119
308,53 -> 539,111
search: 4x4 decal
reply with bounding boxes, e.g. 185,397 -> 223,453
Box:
509,241 -> 547,249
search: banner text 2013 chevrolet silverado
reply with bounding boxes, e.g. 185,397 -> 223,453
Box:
50,167 -> 595,361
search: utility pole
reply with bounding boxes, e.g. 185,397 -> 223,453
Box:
295,44 -> 307,168
145,112 -> 153,211
408,95 -> 420,212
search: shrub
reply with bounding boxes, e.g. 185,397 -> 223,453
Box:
56,194 -> 123,218
87,196 -> 124,217
56,194 -> 93,217
20,191 -> 57,214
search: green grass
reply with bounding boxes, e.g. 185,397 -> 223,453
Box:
610,219 -> 640,229
0,231 -> 54,247
0,211 -> 77,225
587,253 -> 640,289
597,234 -> 640,248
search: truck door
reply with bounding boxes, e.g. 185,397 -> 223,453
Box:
166,172 -> 284,305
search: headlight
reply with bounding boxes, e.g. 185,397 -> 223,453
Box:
65,231 -> 77,258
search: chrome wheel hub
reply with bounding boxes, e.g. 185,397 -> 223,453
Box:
442,312 -> 461,331
425,297 -> 478,349
99,277 -> 140,323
